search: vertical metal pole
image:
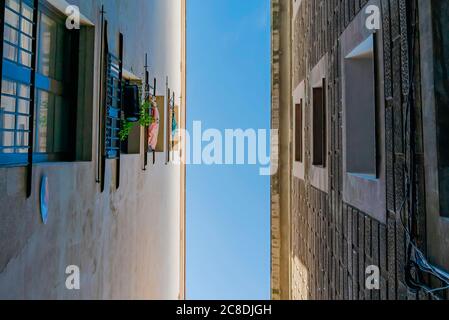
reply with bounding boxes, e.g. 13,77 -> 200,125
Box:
116,32 -> 123,190
100,19 -> 108,193
166,76 -> 170,164
143,53 -> 149,170
97,5 -> 105,185
322,78 -> 326,168
153,77 -> 157,164
0,0 -> 5,149
26,0 -> 39,198
154,78 -> 157,96
172,92 -> 175,153
0,0 -> 5,99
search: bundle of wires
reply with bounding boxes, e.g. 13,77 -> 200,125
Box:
400,0 -> 449,297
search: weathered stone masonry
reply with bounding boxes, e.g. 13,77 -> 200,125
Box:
272,0 -> 448,300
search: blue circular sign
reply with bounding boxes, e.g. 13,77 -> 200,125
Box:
40,176 -> 49,224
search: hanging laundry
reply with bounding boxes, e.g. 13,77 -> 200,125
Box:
172,113 -> 178,139
148,101 -> 160,151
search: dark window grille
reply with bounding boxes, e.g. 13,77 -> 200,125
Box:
105,53 -> 122,159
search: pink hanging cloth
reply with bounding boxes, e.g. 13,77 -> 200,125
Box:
148,103 -> 160,151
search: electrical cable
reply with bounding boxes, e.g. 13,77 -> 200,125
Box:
399,0 -> 449,297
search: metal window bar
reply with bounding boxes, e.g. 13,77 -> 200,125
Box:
97,10 -> 106,190
0,0 -> 38,196
1,0 -> 36,170
0,108 -> 3,148
143,53 -> 157,169
4,3 -> 34,24
165,88 -> 175,164
25,0 -> 38,197
115,32 -> 123,189
165,81 -> 170,164
170,91 -> 175,155
0,3 -> 4,138
4,1 -> 35,69
0,88 -> 32,153
100,27 -> 123,191
105,53 -> 122,160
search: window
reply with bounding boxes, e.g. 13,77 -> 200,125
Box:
309,56 -> 328,192
0,0 -> 79,165
105,52 -> 122,159
293,81 -> 305,180
344,34 -> 377,177
294,100 -> 303,163
35,8 -> 78,159
0,0 -> 35,164
312,80 -> 326,167
340,0 -> 386,224
121,78 -> 142,155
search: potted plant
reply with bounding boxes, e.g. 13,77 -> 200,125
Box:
119,98 -> 156,141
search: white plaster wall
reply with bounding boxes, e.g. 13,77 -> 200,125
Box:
0,0 -> 184,300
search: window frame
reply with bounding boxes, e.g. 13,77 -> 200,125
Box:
340,0 -> 386,224
309,55 -> 328,193
0,0 -> 35,166
343,34 -> 378,178
121,76 -> 143,155
312,82 -> 326,168
295,101 -> 303,163
34,3 -> 78,160
0,0 -> 79,166
293,80 -> 305,180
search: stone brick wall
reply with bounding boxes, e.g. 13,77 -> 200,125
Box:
271,0 -> 281,300
284,0 -> 447,300
271,0 -> 291,300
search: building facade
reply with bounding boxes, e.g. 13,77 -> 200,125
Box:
271,0 -> 449,300
0,0 -> 186,299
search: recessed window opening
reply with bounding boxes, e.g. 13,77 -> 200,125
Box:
312,79 -> 326,167
344,34 -> 377,178
295,99 -> 303,163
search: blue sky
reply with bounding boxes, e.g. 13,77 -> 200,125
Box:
186,0 -> 271,300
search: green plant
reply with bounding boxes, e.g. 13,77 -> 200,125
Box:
139,100 -> 152,127
119,120 -> 134,141
119,100 -> 154,141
